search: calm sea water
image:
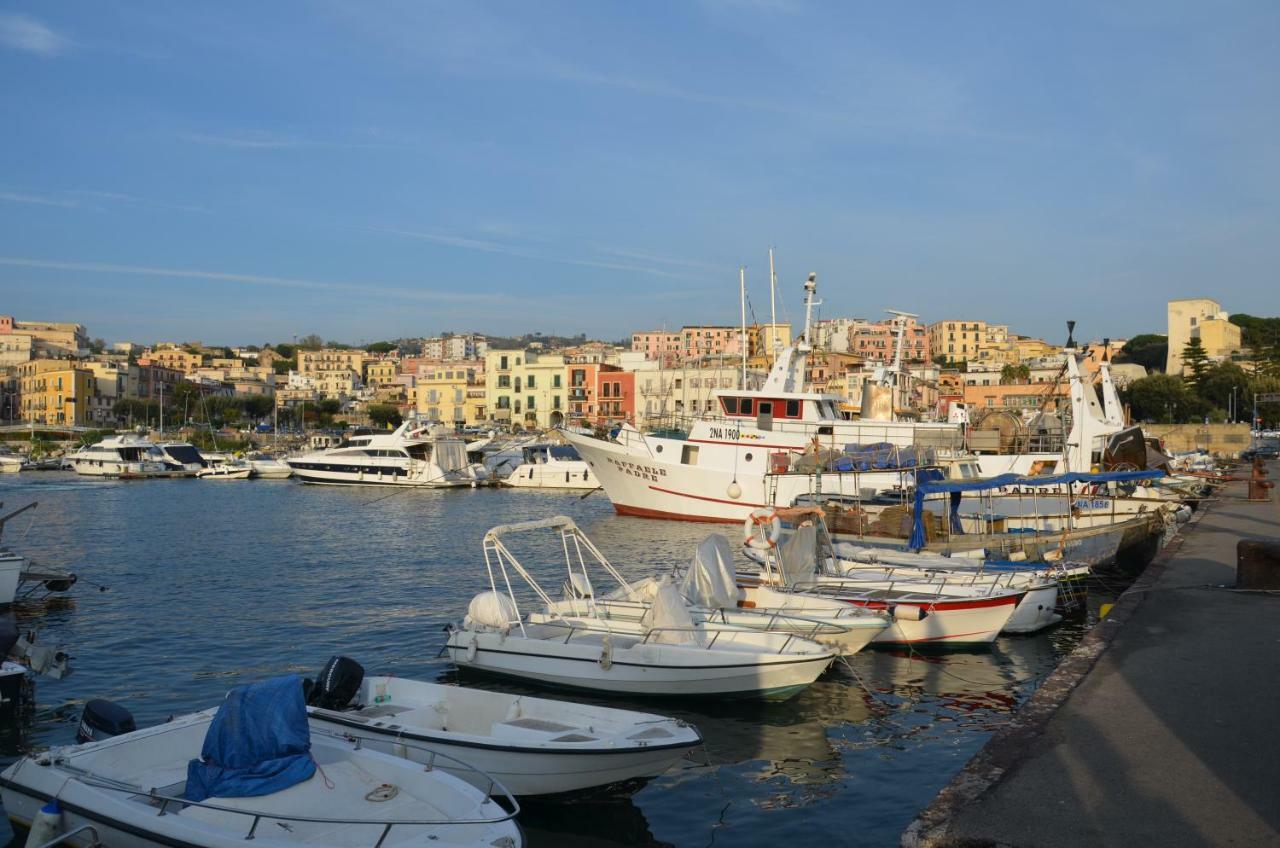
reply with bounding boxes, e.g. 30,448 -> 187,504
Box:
0,472 -> 1105,847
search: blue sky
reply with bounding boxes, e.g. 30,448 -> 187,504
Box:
2,1 -> 1278,346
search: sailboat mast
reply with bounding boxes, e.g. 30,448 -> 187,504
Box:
739,266 -> 748,388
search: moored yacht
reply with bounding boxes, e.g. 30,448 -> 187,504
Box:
154,442 -> 206,475
285,421 -> 487,487
66,435 -> 170,478
501,443 -> 598,489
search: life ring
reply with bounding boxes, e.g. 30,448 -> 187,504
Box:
743,508 -> 782,550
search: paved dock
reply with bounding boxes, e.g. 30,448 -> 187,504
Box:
904,465 -> 1280,847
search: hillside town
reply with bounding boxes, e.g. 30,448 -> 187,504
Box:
2,296 -> 1277,441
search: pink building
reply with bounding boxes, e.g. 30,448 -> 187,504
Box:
631,331 -> 682,366
850,319 -> 930,364
681,326 -> 740,360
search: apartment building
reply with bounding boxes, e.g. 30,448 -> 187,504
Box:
17,359 -> 105,426
484,350 -> 567,429
632,364 -> 741,426
297,348 -> 367,377
850,318 -> 930,364
927,320 -> 1012,365
417,365 -> 482,426
631,330 -> 682,367
681,326 -> 741,360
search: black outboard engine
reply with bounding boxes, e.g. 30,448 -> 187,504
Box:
305,655 -> 364,711
76,699 -> 136,743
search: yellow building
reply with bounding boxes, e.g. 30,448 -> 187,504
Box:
364,359 -> 401,386
298,348 -> 367,377
1166,298 -> 1242,374
746,323 -> 793,369
17,359 -> 103,426
484,350 -> 567,429
0,316 -> 87,358
1012,336 -> 1059,363
417,365 -> 482,426
144,347 -> 203,374
928,320 -> 1011,365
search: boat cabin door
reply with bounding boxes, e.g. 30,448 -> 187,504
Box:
756,401 -> 774,432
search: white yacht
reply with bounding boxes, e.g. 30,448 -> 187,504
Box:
285,421 -> 487,487
246,453 -> 293,479
0,446 -> 23,473
501,443 -> 598,489
67,435 -> 170,478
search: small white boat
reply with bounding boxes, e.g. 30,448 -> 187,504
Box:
197,464 -> 252,480
304,656 -> 701,796
0,676 -> 522,848
500,444 -> 598,490
0,448 -> 23,473
444,517 -> 836,700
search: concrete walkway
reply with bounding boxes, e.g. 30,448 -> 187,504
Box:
905,467 -> 1280,847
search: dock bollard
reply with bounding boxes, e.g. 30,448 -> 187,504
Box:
1237,540 -> 1280,590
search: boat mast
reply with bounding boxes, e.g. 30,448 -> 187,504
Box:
159,380 -> 164,436
739,266 -> 748,389
768,248 -> 779,365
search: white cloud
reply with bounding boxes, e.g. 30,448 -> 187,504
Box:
0,257 -> 521,306
0,13 -> 69,56
0,191 -> 79,208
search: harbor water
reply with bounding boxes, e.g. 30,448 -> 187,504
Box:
0,473 -> 1114,847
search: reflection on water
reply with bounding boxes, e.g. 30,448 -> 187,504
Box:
0,473 -> 1124,846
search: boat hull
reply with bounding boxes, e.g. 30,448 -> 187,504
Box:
446,630 -> 832,700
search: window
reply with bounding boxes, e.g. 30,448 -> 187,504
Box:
527,395 -> 535,410
527,375 -> 536,389
500,356 -> 508,370
553,374 -> 561,388
740,398 -> 753,415
786,400 -> 800,417
681,445 -> 700,465
758,401 -> 773,416
723,397 -> 739,414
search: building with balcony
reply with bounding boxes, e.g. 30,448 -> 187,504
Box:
0,316 -> 88,359
17,359 -> 104,426
417,365 -> 482,426
927,320 -> 1012,365
851,318 -> 930,364
633,364 -> 743,428
484,350 -> 567,429
297,348 -> 367,377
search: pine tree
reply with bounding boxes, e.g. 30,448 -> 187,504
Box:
1181,336 -> 1210,389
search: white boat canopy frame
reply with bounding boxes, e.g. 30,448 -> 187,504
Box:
481,516 -> 636,638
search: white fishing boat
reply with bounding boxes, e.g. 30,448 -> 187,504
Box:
67,435 -> 172,478
0,676 -> 522,848
303,656 -> 701,796
500,444 -> 598,489
738,514 -> 1026,645
444,517 -> 836,700
286,422 -> 485,487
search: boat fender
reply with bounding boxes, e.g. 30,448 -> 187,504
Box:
891,605 -> 927,622
599,634 -> 613,671
24,800 -> 61,848
743,508 -> 781,551
465,635 -> 479,663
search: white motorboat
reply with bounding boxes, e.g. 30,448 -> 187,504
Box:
286,422 -> 486,487
247,454 -> 294,479
545,534 -> 890,655
197,463 -> 253,480
0,676 -> 522,848
500,443 -> 598,490
67,435 -> 171,478
0,502 -> 79,606
0,447 -> 23,473
444,517 -> 836,700
304,656 -> 701,796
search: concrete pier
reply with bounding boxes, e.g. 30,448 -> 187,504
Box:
904,464 -> 1280,847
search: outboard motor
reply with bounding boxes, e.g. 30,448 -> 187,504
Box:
76,699 -> 136,743
306,655 -> 364,711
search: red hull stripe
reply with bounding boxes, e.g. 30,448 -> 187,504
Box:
614,502 -> 741,524
646,484 -> 767,511
878,629 -> 997,644
842,594 -> 1021,612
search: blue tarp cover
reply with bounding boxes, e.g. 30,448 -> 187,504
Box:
908,470 -> 1163,550
185,675 -> 316,803
838,442 -> 934,472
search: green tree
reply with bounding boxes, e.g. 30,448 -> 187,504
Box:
1197,362 -> 1249,413
1115,334 -> 1168,372
242,395 -> 275,420
273,343 -> 296,359
297,334 -> 324,350
367,404 -> 403,429
999,363 -> 1031,384
365,341 -> 396,354
1181,337 -> 1211,389
1121,374 -> 1209,423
